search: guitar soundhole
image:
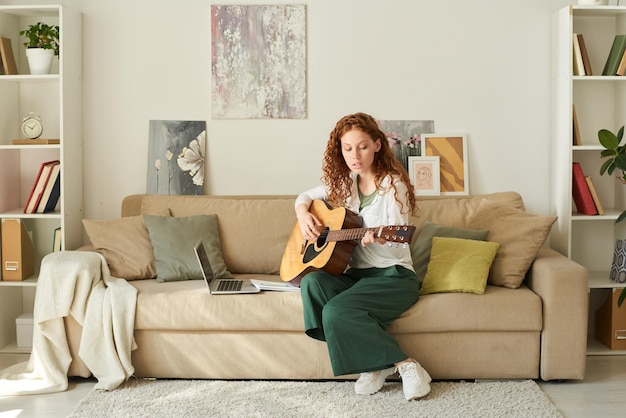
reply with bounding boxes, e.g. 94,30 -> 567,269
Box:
302,228 -> 330,263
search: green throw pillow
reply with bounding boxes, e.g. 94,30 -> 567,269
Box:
411,220 -> 489,283
143,214 -> 232,283
420,237 -> 500,295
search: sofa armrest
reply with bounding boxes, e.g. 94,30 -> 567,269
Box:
526,247 -> 588,381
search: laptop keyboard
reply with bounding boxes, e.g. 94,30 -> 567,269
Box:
217,280 -> 243,292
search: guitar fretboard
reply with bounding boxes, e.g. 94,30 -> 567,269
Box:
326,227 -> 380,242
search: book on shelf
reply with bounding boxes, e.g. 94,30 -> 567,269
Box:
617,49 -> 626,76
52,227 -> 62,252
573,33 -> 585,76
602,34 -> 626,75
24,160 -> 60,214
0,36 -> 18,75
1,218 -> 34,281
573,105 -> 582,146
572,162 -> 598,215
577,34 -> 593,76
585,176 -> 605,215
36,162 -> 61,213
12,139 -> 60,145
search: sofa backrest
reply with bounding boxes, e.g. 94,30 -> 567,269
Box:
121,191 -> 525,275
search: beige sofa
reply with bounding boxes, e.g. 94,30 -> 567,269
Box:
66,191 -> 588,382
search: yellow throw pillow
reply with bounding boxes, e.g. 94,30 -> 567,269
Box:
420,237 -> 500,295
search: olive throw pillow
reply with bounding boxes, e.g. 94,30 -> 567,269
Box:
411,220 -> 490,283
143,214 -> 232,283
420,237 -> 500,295
468,199 -> 557,289
83,215 -> 158,280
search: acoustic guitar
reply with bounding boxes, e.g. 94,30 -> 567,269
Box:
279,200 -> 416,284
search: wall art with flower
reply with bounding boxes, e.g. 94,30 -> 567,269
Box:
377,120 -> 435,172
146,120 -> 206,195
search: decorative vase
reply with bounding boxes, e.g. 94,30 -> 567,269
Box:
609,239 -> 626,283
25,48 -> 54,74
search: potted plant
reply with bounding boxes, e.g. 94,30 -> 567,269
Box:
19,22 -> 59,74
598,125 -> 626,307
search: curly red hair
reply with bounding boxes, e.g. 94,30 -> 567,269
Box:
321,112 -> 417,215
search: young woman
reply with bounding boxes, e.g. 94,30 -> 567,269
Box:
295,112 -> 431,401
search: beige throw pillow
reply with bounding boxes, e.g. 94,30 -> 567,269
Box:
83,215 -> 157,280
468,199 -> 557,288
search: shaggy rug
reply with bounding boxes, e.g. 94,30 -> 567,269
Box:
68,378 -> 563,418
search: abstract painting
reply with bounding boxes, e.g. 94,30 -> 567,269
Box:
147,120 -> 206,195
377,120 -> 435,171
211,5 -> 307,119
421,134 -> 468,195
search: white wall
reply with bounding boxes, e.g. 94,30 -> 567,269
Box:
3,0 -> 581,219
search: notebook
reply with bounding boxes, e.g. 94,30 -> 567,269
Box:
193,240 -> 260,294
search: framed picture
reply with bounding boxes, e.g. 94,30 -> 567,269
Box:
408,156 -> 440,196
421,134 -> 469,195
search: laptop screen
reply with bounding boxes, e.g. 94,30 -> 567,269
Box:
194,240 -> 215,287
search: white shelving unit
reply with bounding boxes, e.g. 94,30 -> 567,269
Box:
552,5 -> 626,356
0,5 -> 82,357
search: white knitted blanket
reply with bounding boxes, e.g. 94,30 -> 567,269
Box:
0,251 -> 137,395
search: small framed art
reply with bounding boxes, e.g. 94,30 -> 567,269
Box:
421,134 -> 469,195
408,156 -> 440,196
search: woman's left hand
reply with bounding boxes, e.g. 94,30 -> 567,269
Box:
361,230 -> 386,247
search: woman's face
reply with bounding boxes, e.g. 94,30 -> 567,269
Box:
340,129 -> 381,175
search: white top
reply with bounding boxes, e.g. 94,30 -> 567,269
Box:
295,174 -> 414,272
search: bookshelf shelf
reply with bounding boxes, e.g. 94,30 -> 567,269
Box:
0,4 -> 81,360
552,5 -> 626,357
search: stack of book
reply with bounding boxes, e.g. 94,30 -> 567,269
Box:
572,162 -> 604,216
24,160 -> 61,214
574,33 -> 626,76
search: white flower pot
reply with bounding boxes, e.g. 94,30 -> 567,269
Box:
577,0 -> 609,5
25,48 -> 55,75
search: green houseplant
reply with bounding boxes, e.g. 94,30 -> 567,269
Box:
598,126 -> 626,307
19,22 -> 59,74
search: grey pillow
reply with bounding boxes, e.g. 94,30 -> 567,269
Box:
411,220 -> 489,283
143,214 -> 232,283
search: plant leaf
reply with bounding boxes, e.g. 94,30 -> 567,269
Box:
616,210 -> 626,224
615,153 -> 626,172
600,159 -> 614,176
599,129 -> 619,149
619,288 -> 626,308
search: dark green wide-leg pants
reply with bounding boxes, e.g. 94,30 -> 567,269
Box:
300,266 -> 420,376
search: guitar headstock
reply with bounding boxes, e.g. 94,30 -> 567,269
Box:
379,225 -> 416,244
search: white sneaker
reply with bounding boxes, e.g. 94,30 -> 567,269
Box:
354,366 -> 396,395
397,361 -> 432,401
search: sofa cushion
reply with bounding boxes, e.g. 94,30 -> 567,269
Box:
420,237 -> 500,295
143,214 -> 232,282
468,199 -> 557,289
83,215 -> 157,280
129,278 -> 542,334
411,220 -> 489,283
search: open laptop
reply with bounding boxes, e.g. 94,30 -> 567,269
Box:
193,239 -> 260,294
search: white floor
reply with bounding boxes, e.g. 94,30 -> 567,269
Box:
1,355 -> 625,417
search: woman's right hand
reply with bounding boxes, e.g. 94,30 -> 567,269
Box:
296,205 -> 322,241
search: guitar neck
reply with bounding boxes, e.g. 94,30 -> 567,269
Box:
326,227 -> 383,243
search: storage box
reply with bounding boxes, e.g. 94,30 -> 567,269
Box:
16,313 -> 34,348
595,289 -> 626,350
